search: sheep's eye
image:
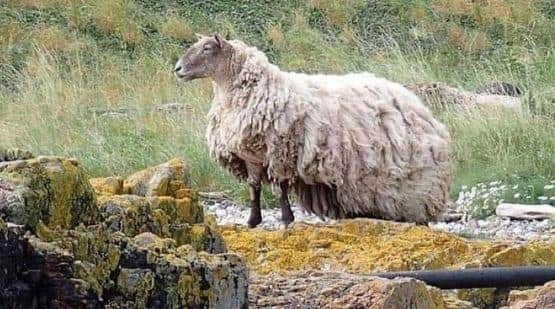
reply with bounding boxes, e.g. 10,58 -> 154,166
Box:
202,46 -> 212,52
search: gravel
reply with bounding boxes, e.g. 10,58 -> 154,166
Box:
201,198 -> 554,241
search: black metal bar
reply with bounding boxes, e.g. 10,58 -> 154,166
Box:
370,266 -> 555,289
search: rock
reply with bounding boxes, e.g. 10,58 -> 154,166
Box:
0,147 -> 33,162
0,156 -> 249,308
476,82 -> 522,97
96,193 -> 224,253
90,107 -> 137,117
124,158 -> 191,197
0,156 -> 98,231
222,219 -> 554,308
221,219 -> 555,276
1,222 -> 248,308
116,268 -> 155,307
89,176 -> 125,195
504,280 -> 555,309
496,203 -> 555,220
249,270 -> 464,308
406,82 -> 522,110
156,102 -> 193,114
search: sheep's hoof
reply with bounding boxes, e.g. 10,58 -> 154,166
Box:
247,214 -> 262,228
281,209 -> 295,227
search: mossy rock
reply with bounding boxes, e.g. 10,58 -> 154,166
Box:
89,176 -> 125,195
221,219 -> 555,275
96,194 -> 222,253
0,156 -> 98,231
123,158 -> 191,197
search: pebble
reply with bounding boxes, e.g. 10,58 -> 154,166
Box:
200,198 -> 554,241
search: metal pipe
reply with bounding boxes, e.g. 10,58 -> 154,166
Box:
370,266 -> 555,289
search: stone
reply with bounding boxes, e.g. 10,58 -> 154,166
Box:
0,156 -> 248,308
97,194 -> 224,253
496,203 -> 555,220
249,270 -> 452,308
0,219 -> 248,308
222,219 -> 555,308
504,280 -> 555,309
89,176 -> 125,195
476,82 -> 522,97
124,158 -> 191,197
0,156 -> 98,231
0,147 -> 34,162
406,82 -> 522,110
221,219 -> 554,275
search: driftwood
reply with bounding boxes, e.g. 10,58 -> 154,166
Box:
496,203 -> 555,220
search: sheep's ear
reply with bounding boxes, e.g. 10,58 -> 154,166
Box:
213,32 -> 226,49
195,33 -> 205,40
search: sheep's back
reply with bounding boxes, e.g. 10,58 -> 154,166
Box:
287,72 -> 451,222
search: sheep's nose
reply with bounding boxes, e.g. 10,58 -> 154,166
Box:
173,66 -> 182,73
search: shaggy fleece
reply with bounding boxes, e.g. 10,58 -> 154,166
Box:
206,40 -> 451,223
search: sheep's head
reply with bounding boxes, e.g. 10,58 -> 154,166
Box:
174,33 -> 231,82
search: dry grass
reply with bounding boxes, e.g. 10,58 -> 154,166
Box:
1,0 -> 553,213
309,0 -> 364,27
266,24 -> 285,48
0,21 -> 26,47
90,0 -> 143,44
5,0 -> 79,9
30,25 -> 85,53
159,15 -> 193,41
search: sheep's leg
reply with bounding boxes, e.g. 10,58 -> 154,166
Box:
279,181 -> 295,226
246,163 -> 263,228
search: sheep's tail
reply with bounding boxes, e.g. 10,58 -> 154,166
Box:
295,180 -> 344,219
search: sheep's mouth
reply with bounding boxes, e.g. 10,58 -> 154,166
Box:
175,71 -> 194,81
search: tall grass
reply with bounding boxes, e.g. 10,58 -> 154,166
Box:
0,0 -> 553,214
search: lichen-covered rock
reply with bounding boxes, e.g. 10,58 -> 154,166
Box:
116,268 -> 155,307
0,156 -> 248,308
504,280 -> 555,309
0,222 -> 248,308
97,194 -> 224,253
89,176 -> 125,195
124,158 -> 191,197
0,156 -> 98,231
249,270 -> 450,308
221,219 -> 555,275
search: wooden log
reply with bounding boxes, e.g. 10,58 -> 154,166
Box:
496,203 -> 555,220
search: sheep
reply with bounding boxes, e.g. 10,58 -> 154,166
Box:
174,33 -> 451,227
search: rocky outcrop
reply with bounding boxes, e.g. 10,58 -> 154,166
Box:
0,153 -> 248,308
92,158 -> 224,254
222,220 -> 555,275
249,270 -> 476,308
123,158 -> 191,197
407,83 -> 522,110
0,155 -> 98,231
222,219 -> 554,308
504,280 -> 555,309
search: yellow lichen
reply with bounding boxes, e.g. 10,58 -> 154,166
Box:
89,176 -> 124,196
221,219 -> 555,275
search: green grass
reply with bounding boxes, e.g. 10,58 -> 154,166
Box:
0,0 -> 554,215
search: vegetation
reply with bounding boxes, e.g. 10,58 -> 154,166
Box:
1,0 -> 553,215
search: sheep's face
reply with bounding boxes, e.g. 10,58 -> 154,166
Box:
174,33 -> 229,82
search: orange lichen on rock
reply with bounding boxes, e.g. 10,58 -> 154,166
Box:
221,219 -> 555,275
89,176 -> 125,195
